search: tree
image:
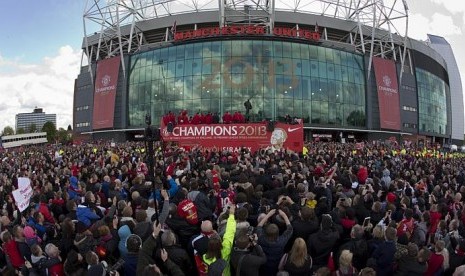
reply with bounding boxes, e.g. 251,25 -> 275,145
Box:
57,128 -> 72,144
16,128 -> 25,134
1,126 -> 14,136
42,121 -> 57,143
27,124 -> 37,133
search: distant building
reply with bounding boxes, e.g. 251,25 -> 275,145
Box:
15,108 -> 57,132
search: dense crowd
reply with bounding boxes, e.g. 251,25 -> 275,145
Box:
1,140 -> 465,276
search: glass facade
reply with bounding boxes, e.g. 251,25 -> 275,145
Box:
128,39 -> 366,127
416,68 -> 448,135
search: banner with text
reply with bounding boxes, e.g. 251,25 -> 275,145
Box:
160,121 -> 304,153
373,57 -> 401,130
12,177 -> 33,212
92,56 -> 121,130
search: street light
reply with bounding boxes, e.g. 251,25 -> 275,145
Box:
144,113 -> 160,221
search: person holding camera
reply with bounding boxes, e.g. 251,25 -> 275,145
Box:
230,233 -> 266,276
256,209 -> 293,276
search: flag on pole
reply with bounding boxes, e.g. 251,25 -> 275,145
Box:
315,22 -> 319,33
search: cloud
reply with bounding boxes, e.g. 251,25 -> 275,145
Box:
428,0 -> 465,31
430,0 -> 465,14
0,46 -> 81,131
407,12 -> 462,40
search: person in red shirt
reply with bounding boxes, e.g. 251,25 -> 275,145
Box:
357,165 -> 368,184
232,111 -> 241,123
429,204 -> 441,242
38,195 -> 55,224
222,111 -> 232,124
192,113 -> 201,124
1,231 -> 24,269
179,110 -> 189,124
205,112 -> 213,124
136,159 -> 148,176
71,162 -> 80,177
238,111 -> 245,123
200,112 -> 206,124
425,240 -> 445,276
397,208 -> 414,238
163,112 -> 170,125
177,111 -> 184,125
168,111 -> 176,125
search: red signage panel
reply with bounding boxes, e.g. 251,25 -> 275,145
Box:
174,25 -> 320,42
92,56 -> 121,130
160,121 -> 304,153
373,57 -> 401,130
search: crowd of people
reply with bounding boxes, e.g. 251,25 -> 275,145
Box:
1,140 -> 465,276
162,110 -> 248,125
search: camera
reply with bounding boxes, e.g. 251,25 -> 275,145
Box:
106,258 -> 125,274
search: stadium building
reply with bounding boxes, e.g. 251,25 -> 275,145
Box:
73,0 -> 464,145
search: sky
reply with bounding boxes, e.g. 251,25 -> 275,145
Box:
0,0 -> 464,132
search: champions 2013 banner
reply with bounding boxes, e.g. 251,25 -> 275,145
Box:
373,57 -> 401,131
160,121 -> 304,153
92,56 -> 121,130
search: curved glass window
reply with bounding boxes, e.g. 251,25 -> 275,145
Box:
416,68 -> 448,135
129,40 -> 366,127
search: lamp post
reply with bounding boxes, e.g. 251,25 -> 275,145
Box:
145,113 -> 155,176
144,113 -> 158,220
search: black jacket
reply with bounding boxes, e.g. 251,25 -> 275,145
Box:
164,245 -> 193,274
307,229 -> 340,269
230,245 -> 267,276
395,256 -> 427,276
187,190 -> 215,220
283,255 -> 313,276
123,253 -> 138,276
134,221 -> 152,241
444,250 -> 465,276
292,218 -> 319,241
337,238 -> 369,271
136,234 -> 185,276
16,239 -> 32,262
165,215 -> 200,248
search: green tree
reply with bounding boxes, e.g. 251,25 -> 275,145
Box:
27,124 -> 37,133
1,126 -> 14,136
16,128 -> 25,134
57,128 -> 72,144
42,121 -> 57,143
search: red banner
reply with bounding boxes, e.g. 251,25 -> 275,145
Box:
373,57 -> 400,130
174,25 -> 320,42
92,56 -> 121,130
160,121 -> 304,153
